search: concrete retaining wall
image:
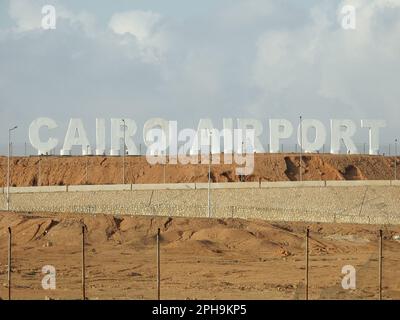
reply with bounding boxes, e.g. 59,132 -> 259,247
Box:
325,180 -> 391,187
9,186 -> 67,193
261,181 -> 326,188
195,182 -> 260,189
132,183 -> 196,190
67,184 -> 131,192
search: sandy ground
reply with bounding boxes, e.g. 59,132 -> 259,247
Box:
0,154 -> 398,187
1,212 -> 400,300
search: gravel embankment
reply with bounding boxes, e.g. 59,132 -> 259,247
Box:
2,186 -> 400,224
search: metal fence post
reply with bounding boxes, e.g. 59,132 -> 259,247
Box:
157,228 -> 161,300
82,225 -> 86,300
379,229 -> 383,300
305,228 -> 309,300
8,226 -> 12,300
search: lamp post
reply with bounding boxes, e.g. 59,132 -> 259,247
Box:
86,145 -> 90,184
208,132 -> 212,218
299,116 -> 303,182
241,141 -> 244,182
7,126 -> 18,211
395,139 -> 398,181
38,157 -> 41,186
122,119 -> 126,184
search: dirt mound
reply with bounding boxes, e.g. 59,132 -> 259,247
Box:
0,154 -> 397,187
0,212 -> 396,300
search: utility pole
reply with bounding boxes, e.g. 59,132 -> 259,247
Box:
299,116 -> 303,182
7,126 -> 17,211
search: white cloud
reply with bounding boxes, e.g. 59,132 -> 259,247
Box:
109,10 -> 169,63
251,0 -> 400,122
1,0 -> 400,148
109,11 -> 160,41
8,0 -> 42,31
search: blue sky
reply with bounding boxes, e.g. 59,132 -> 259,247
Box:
0,0 -> 399,153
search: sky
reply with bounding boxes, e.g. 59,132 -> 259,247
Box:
0,0 -> 400,154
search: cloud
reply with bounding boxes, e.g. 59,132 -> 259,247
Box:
1,0 -> 400,150
109,11 -> 161,41
250,0 -> 400,123
8,0 -> 43,31
109,10 -> 169,63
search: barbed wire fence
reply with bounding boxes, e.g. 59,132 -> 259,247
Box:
1,223 -> 396,300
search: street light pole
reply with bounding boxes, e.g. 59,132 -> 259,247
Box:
395,139 -> 398,181
122,119 -> 126,184
299,116 -> 303,182
7,126 -> 17,211
38,157 -> 41,186
208,133 -> 212,218
86,145 -> 89,184
241,141 -> 244,182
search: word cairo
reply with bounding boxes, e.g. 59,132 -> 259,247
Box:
29,117 -> 386,158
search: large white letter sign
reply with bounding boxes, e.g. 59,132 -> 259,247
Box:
178,128 -> 198,165
237,118 -> 265,153
143,118 -> 169,156
361,120 -> 386,155
169,121 -> 178,164
298,119 -> 327,153
110,118 -> 138,155
223,118 -> 234,164
61,119 -> 91,155
330,119 -> 358,154
190,119 -> 220,155
29,118 -> 58,155
96,118 -> 106,156
145,128 -> 168,165
269,119 -> 293,153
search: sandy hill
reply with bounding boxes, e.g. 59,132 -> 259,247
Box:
0,154 -> 397,187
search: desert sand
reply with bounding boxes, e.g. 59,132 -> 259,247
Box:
1,154 -> 398,300
0,154 -> 397,187
1,212 -> 400,300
